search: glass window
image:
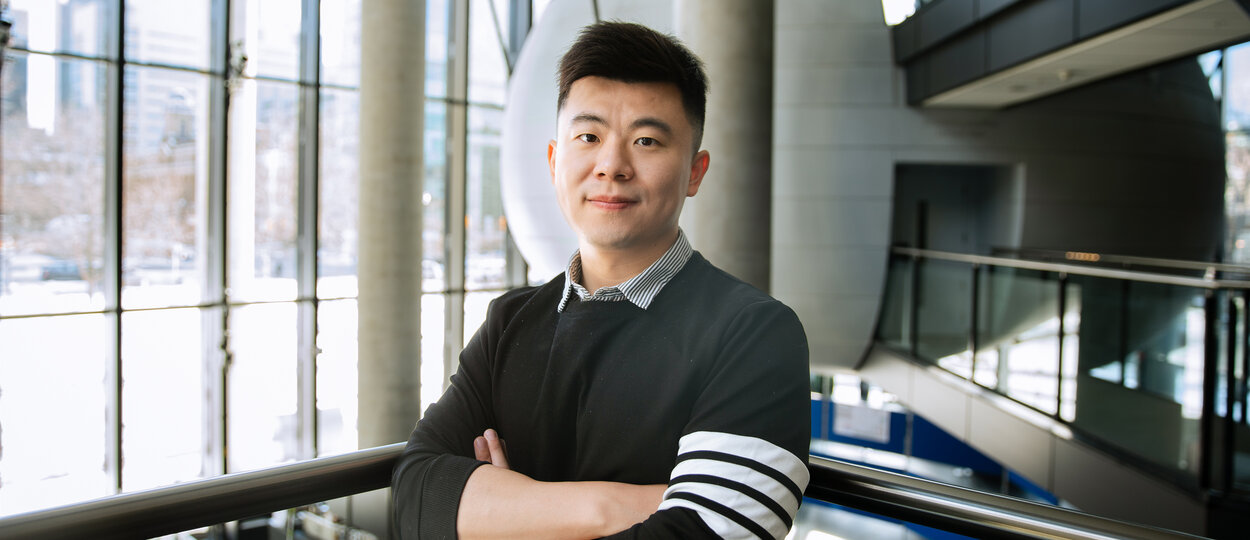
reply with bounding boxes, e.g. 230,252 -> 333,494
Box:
232,0 -> 303,81
124,0 -> 211,70
7,0 -> 114,59
318,88 -> 360,298
425,100 -> 448,293
1,55 -> 106,317
466,106 -> 505,290
0,314 -> 110,517
422,293 -> 447,413
122,66 -> 209,309
227,303 -> 298,472
122,308 -> 205,492
320,0 -> 361,88
317,299 -> 358,456
228,80 -> 300,303
468,0 -> 508,105
426,0 -> 451,99
1225,42 -> 1250,132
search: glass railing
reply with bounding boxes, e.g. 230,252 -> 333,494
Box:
876,247 -> 1250,496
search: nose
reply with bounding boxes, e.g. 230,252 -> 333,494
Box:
594,140 -> 633,181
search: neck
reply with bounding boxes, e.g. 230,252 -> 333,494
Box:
578,232 -> 678,292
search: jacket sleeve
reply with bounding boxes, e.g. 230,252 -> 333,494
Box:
605,299 -> 812,540
391,295 -> 513,539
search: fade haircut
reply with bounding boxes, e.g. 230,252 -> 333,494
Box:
557,21 -> 709,152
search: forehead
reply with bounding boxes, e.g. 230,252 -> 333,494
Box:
560,76 -> 688,128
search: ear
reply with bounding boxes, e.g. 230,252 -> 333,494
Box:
686,150 -> 710,197
547,139 -> 558,183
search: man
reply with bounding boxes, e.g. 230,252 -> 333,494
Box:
392,21 -> 810,539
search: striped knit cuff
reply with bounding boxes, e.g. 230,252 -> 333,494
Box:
658,431 -> 809,539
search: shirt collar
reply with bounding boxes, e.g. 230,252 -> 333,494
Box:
558,229 -> 694,312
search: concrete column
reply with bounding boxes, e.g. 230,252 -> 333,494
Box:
675,0 -> 774,291
358,0 -> 424,449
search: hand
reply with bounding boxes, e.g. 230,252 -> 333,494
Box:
473,428 -> 510,469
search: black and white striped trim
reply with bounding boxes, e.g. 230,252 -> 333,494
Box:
658,431 -> 809,539
557,229 -> 693,312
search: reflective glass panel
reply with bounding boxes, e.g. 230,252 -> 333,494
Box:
320,0 -> 362,88
0,314 -> 109,517
318,88 -> 359,298
1,55 -> 106,316
915,259 -> 972,378
876,255 -> 913,351
233,0 -> 303,81
468,0 -> 508,105
1059,282 -> 1081,422
227,303 -> 298,472
121,308 -> 205,491
124,0 -> 211,69
466,106 -> 505,290
228,80 -> 299,302
1068,276 -> 1205,481
7,0 -> 114,58
122,66 -> 209,309
317,299 -> 357,456
974,267 -> 1061,414
425,100 -> 448,293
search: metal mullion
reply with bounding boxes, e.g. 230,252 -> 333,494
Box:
103,0 -> 125,496
295,0 -> 322,460
444,0 -> 470,391
204,0 -> 230,482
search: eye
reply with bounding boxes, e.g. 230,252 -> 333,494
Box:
636,137 -> 658,147
577,133 -> 599,143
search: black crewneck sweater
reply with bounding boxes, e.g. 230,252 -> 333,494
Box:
392,253 -> 810,539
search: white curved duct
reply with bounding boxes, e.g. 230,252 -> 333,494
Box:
501,0 -> 672,282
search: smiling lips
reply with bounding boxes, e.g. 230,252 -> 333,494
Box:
587,195 -> 636,210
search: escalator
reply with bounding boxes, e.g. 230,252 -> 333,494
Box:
859,247 -> 1250,538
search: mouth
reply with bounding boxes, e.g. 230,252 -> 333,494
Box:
586,195 -> 636,210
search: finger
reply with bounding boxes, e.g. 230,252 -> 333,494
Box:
484,428 -> 510,470
473,436 -> 490,462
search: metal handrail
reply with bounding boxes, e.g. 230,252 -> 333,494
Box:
893,246 -> 1250,290
807,456 -> 1203,540
994,246 -> 1250,276
0,443 -> 405,540
0,444 -> 1206,539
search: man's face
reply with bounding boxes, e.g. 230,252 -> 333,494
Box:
547,76 -> 709,256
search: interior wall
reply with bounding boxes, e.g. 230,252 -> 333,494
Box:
773,1 -> 1224,369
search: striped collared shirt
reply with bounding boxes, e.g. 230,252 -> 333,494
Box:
557,230 -> 694,312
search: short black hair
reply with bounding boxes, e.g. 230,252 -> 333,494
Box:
556,21 -> 708,151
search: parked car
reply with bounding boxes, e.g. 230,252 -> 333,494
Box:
40,260 -> 82,281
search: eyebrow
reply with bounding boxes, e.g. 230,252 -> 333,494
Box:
568,113 -> 674,137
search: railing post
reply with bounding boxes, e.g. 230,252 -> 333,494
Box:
910,252 -> 920,358
969,263 -> 981,385
1201,289 -> 1218,491
1224,291 -> 1238,492
1056,272 -> 1068,418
